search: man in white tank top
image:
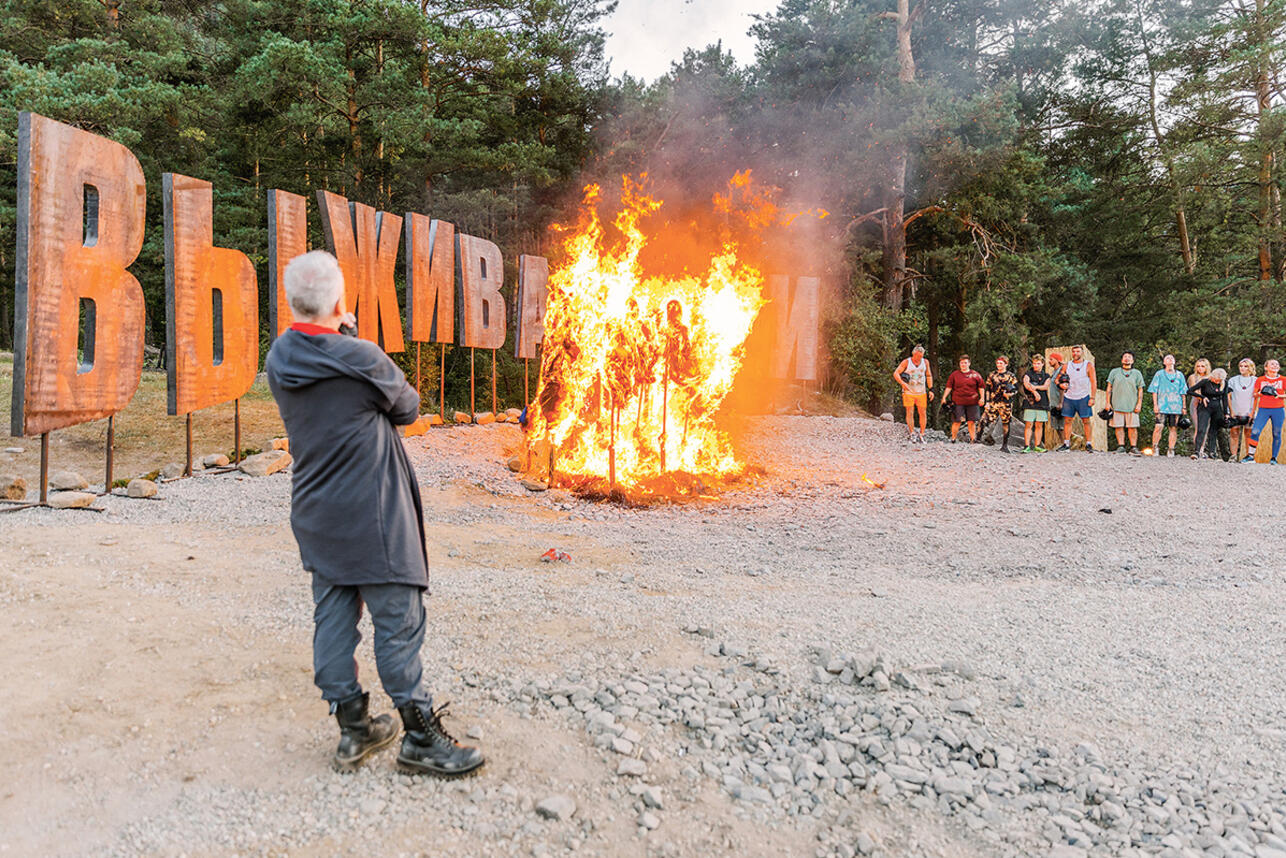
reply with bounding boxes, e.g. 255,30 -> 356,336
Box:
893,345 -> 934,442
1057,344 -> 1098,452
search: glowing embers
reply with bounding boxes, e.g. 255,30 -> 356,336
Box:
528,175 -> 771,501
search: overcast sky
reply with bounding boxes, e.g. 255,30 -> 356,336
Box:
601,0 -> 781,82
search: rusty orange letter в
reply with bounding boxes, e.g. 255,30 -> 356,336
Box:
10,112 -> 147,436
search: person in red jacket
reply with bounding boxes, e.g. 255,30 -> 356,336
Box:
1248,358 -> 1286,463
943,355 -> 985,443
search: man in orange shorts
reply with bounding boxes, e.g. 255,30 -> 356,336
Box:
893,345 -> 934,443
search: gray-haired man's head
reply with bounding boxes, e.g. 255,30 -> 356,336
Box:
284,251 -> 344,321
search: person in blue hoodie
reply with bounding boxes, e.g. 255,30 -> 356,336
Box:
265,250 -> 483,778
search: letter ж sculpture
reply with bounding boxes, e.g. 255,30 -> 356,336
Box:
317,190 -> 405,352
767,275 -> 821,382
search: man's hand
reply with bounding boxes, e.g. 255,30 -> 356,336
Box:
928,391 -> 935,401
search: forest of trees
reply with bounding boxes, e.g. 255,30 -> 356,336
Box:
1,0 -> 1284,412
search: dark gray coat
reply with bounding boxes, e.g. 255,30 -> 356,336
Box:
265,330 -> 428,589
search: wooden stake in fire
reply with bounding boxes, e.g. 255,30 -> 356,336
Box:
469,347 -> 476,420
660,350 -> 670,473
439,344 -> 446,422
491,348 -> 498,418
609,403 -> 617,489
233,398 -> 242,465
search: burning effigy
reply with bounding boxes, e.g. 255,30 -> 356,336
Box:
526,172 -> 791,502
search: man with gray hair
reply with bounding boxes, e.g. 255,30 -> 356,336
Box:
265,250 -> 483,777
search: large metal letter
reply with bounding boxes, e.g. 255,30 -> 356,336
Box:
268,190 -> 308,338
317,190 -> 405,352
405,213 -> 455,343
163,173 -> 259,415
11,112 -> 146,436
515,255 -> 548,359
768,275 -> 820,381
457,233 -> 506,349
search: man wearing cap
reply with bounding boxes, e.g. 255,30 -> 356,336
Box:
893,345 -> 934,443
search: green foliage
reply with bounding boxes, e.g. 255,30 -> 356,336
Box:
0,0 -> 611,419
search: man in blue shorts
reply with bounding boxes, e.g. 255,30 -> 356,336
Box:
1056,344 -> 1097,452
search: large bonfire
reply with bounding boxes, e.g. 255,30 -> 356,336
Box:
527,172 -> 791,501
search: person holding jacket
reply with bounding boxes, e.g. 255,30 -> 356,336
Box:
1187,367 -> 1227,460
265,250 -> 484,777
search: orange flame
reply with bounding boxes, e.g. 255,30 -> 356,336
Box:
528,175 -> 775,498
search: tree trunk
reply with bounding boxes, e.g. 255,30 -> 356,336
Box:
1137,0 -> 1195,274
882,0 -> 917,310
1256,0 -> 1275,281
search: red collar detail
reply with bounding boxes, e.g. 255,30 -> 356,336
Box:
290,322 -> 339,336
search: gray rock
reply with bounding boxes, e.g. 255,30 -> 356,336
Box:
359,797 -> 386,816
641,787 -> 664,809
736,785 -> 772,804
535,795 -> 576,821
160,462 -> 185,479
126,478 -> 158,498
202,453 -> 230,468
611,737 -> 634,755
47,491 -> 95,509
239,450 -> 291,477
3,447 -> 23,454
855,833 -> 876,856
49,470 -> 88,491
1047,847 -> 1086,858
617,759 -> 646,777
948,697 -> 979,717
520,478 -> 548,492
638,811 -> 660,830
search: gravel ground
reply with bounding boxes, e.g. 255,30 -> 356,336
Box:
2,416 -> 1285,858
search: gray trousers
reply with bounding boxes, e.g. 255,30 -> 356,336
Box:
311,581 -> 432,709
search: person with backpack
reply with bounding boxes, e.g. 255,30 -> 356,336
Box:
1021,353 -> 1051,453
1056,345 -> 1097,452
892,345 -> 933,444
1247,359 -> 1286,464
1148,354 -> 1187,457
1105,351 -> 1145,454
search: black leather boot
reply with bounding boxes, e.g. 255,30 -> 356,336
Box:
332,691 -> 398,772
396,701 -> 485,777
